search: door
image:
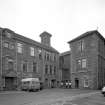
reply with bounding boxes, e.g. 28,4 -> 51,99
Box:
51,79 -> 56,88
75,78 -> 79,88
5,77 -> 15,90
45,79 -> 48,88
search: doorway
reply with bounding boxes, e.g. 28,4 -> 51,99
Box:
75,78 -> 79,88
45,78 -> 48,88
5,77 -> 16,90
51,79 -> 56,88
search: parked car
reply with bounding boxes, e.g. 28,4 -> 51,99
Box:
101,86 -> 105,97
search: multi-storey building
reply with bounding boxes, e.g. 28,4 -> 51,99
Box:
59,51 -> 71,82
0,28 -> 59,90
68,30 -> 105,89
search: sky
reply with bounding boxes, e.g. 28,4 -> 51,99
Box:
0,0 -> 105,53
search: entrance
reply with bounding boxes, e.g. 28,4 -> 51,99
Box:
75,78 -> 79,88
5,77 -> 16,90
45,78 -> 48,88
51,79 -> 56,88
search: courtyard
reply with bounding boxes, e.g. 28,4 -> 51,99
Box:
0,88 -> 104,105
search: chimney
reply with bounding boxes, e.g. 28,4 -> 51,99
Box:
40,31 -> 52,47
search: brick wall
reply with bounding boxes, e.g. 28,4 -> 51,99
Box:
70,32 -> 100,89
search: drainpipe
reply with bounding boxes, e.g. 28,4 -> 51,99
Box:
0,28 -> 3,90
15,40 -> 18,90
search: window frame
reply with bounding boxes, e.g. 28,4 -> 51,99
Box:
82,59 -> 87,68
22,61 -> 28,73
76,58 -> 87,70
30,47 -> 35,56
32,62 -> 37,73
7,59 -> 14,71
38,48 -> 42,59
77,59 -> 81,69
54,66 -> 56,75
9,43 -> 15,50
78,40 -> 85,52
84,76 -> 89,87
50,65 -> 52,74
3,42 -> 9,48
45,64 -> 48,74
17,43 -> 23,53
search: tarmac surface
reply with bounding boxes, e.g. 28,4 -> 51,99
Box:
0,88 -> 104,105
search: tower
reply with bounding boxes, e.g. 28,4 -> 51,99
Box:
40,31 -> 52,47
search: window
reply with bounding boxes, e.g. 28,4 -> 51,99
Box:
52,53 -> 56,61
54,66 -> 56,75
54,54 -> 56,61
84,77 -> 89,87
5,31 -> 12,38
76,58 -> 87,71
77,59 -> 81,69
45,51 -> 51,61
52,53 -> 54,61
3,42 -> 9,48
8,61 -> 14,70
81,41 -> 84,51
34,47 -> 37,56
50,53 -> 53,61
3,42 -> 14,50
82,59 -> 86,68
30,47 -> 34,56
22,61 -> 27,72
17,43 -> 23,53
77,58 -> 86,69
38,48 -> 42,59
78,42 -> 81,51
9,44 -> 15,50
78,40 -> 84,52
47,53 -> 50,61
44,52 -> 47,60
33,62 -> 37,73
52,68 -> 54,75
50,65 -> 52,74
45,64 -> 48,74
49,53 -> 51,61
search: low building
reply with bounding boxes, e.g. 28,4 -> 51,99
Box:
0,28 -> 59,90
59,51 -> 71,83
68,30 -> 105,89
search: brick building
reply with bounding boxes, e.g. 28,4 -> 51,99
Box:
59,51 -> 71,82
0,28 -> 59,90
68,30 -> 105,89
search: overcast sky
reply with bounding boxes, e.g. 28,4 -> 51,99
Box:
0,0 -> 105,53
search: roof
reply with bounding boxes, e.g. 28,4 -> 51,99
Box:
14,33 -> 59,53
60,51 -> 71,56
21,78 -> 39,82
68,30 -> 105,44
40,31 -> 52,37
2,28 -> 59,53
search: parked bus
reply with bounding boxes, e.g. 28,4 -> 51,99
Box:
21,78 -> 43,91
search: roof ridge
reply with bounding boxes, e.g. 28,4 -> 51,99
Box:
68,30 -> 102,43
4,28 -> 59,53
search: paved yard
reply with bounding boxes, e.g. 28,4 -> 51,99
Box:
63,93 -> 105,105
0,88 -> 104,105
